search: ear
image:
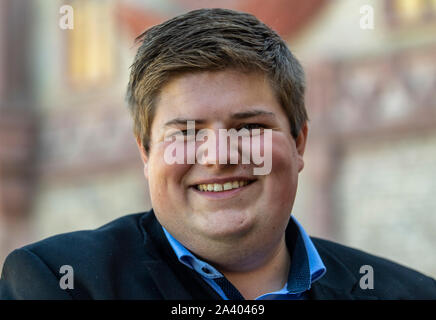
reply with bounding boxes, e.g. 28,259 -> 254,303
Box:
136,137 -> 149,180
295,122 -> 308,173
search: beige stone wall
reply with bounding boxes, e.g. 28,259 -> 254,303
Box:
335,131 -> 436,278
31,169 -> 151,240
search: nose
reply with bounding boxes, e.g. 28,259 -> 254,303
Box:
196,128 -> 240,168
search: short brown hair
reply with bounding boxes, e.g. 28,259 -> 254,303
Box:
126,8 -> 307,152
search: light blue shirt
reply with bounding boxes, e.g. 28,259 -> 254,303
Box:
162,215 -> 326,300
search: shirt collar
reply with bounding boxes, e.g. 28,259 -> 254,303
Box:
282,216 -> 326,295
293,217 -> 326,284
162,227 -> 223,279
162,215 -> 326,295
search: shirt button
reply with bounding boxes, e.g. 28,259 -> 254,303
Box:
201,266 -> 211,274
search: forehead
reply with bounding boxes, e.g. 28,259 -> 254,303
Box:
153,69 -> 284,122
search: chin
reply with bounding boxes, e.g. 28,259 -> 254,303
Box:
195,209 -> 257,241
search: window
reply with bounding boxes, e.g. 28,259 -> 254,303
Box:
67,0 -> 116,87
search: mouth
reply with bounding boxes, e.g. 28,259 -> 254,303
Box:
194,179 -> 255,192
188,177 -> 257,200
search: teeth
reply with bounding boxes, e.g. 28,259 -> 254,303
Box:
223,182 -> 232,191
196,180 -> 252,192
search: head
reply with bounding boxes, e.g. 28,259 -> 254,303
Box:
126,8 -> 309,270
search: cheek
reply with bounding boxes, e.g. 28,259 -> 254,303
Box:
247,131 -> 299,177
148,142 -> 192,202
270,133 -> 298,174
268,135 -> 299,204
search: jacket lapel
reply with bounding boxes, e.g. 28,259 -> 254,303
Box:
139,210 -> 222,300
144,260 -> 194,299
309,238 -> 379,300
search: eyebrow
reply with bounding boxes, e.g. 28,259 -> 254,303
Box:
164,118 -> 206,127
230,109 -> 276,120
163,109 -> 276,127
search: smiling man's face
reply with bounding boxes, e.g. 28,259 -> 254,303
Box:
137,69 -> 307,267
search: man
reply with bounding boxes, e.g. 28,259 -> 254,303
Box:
1,8 -> 435,300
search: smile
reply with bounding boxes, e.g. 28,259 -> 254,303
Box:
195,180 -> 253,192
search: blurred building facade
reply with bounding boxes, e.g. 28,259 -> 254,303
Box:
291,0 -> 436,278
0,0 -> 435,279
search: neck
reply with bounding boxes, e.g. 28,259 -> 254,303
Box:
219,235 -> 290,300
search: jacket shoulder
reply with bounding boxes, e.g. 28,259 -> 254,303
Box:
311,237 -> 436,299
0,211 -> 162,299
22,212 -> 147,257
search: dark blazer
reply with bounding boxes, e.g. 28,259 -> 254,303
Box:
1,210 -> 435,300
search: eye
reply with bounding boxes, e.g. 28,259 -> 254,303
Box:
181,129 -> 197,136
165,129 -> 192,140
239,123 -> 265,130
171,129 -> 197,138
